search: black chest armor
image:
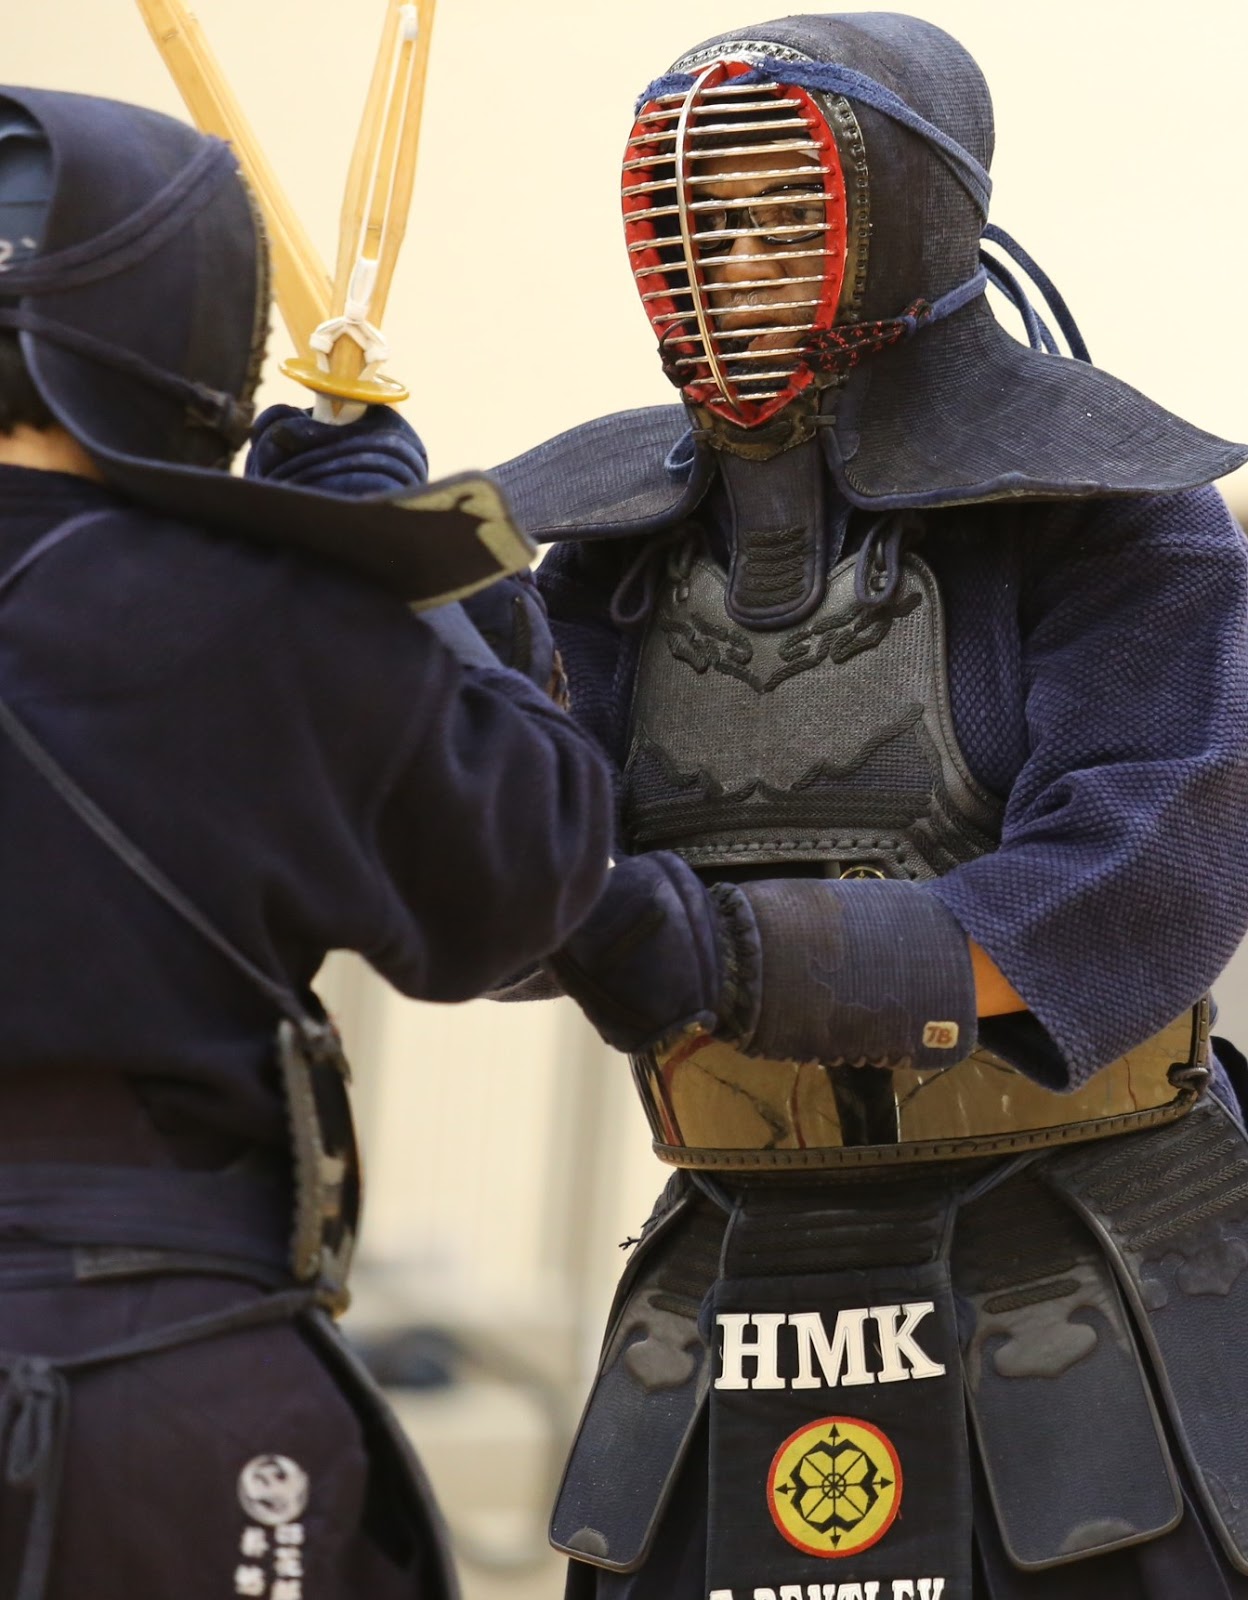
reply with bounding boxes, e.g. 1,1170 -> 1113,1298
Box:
621,536 -> 1004,879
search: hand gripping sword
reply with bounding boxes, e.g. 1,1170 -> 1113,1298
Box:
132,0 -> 536,612
135,0 -> 436,424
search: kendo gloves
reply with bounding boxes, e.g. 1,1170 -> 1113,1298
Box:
550,850 -> 980,1069
548,853 -> 753,1053
244,403 -> 565,701
245,403 -> 429,496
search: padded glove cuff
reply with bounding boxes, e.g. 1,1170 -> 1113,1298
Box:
734,878 -> 977,1070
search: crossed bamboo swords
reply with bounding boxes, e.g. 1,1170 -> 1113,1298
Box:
136,0 -> 435,425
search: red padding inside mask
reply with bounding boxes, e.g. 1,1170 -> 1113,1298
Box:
623,61 -> 849,428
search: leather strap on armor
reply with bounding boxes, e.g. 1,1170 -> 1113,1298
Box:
551,1191 -> 723,1571
1042,1097 -> 1248,1573
954,1166 -> 1180,1566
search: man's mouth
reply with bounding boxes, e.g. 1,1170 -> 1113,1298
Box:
717,331 -> 805,371
713,303 -> 805,359
710,288 -> 803,336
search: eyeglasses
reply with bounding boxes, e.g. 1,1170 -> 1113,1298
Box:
695,185 -> 826,256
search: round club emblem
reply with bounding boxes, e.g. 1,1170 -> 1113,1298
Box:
767,1416 -> 902,1557
237,1454 -> 310,1526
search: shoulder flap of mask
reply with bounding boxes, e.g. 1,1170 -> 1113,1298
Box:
493,405 -> 711,543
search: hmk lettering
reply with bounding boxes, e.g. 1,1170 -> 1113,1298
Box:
715,1303 -> 946,1390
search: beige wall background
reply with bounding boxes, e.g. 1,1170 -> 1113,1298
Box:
7,2 -> 1248,1592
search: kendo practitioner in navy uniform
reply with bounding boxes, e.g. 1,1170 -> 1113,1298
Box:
489,14 -> 1248,1600
0,89 -> 614,1600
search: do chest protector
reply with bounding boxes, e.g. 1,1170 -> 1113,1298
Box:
620,536 -> 1209,1170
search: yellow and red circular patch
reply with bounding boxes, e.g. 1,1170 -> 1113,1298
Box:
767,1416 -> 902,1558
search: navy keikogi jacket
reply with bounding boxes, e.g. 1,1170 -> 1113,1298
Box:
0,465 -> 614,1153
537,482 -> 1248,1083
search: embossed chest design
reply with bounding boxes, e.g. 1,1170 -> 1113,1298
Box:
621,546 -> 1002,878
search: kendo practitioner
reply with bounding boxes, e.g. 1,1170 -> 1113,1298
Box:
489,14 -> 1248,1600
0,89 -> 614,1600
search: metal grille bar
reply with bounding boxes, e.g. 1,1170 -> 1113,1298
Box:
645,276 -> 827,302
648,83 -> 799,103
672,68 -> 736,409
623,166 -> 834,197
629,222 -> 827,254
636,98 -> 803,123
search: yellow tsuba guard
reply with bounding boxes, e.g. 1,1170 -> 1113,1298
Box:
280,356 -> 410,406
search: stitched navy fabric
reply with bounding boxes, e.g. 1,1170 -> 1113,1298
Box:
0,465 -> 613,1149
537,481 -> 1248,1084
245,403 -> 430,498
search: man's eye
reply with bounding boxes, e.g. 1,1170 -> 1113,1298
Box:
769,200 -> 823,231
700,209 -> 729,234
